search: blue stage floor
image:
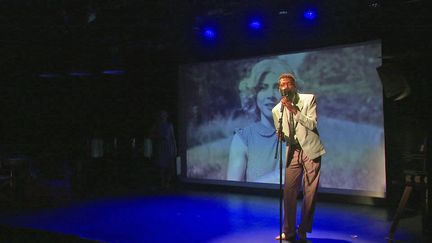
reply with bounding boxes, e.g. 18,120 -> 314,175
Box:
0,190 -> 427,243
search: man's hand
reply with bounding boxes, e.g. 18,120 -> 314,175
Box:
281,96 -> 298,114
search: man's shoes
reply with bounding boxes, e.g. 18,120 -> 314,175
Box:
275,231 -> 307,242
297,230 -> 307,242
275,232 -> 296,241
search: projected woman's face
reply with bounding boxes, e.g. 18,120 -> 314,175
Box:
256,72 -> 280,121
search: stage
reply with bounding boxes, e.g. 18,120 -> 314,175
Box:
0,187 -> 427,243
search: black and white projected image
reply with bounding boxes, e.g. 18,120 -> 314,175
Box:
179,41 -> 385,197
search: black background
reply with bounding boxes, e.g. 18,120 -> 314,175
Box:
0,0 -> 431,202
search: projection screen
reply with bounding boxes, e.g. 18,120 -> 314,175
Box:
178,40 -> 385,198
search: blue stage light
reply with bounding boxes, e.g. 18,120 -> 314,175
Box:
69,72 -> 93,77
249,20 -> 261,30
38,73 -> 61,78
203,28 -> 216,40
102,69 -> 125,75
303,9 -> 317,20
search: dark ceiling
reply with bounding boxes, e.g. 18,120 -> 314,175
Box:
0,0 -> 431,146
1,0 -> 431,74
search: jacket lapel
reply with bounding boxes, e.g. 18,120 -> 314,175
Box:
296,95 -> 304,112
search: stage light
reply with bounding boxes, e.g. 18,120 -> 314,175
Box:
249,20 -> 262,30
38,73 -> 61,78
203,28 -> 216,40
368,1 -> 380,8
102,69 -> 125,75
69,71 -> 93,77
303,9 -> 317,20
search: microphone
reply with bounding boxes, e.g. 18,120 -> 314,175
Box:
280,88 -> 295,101
279,88 -> 295,113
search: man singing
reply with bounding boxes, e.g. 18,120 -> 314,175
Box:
273,73 -> 326,242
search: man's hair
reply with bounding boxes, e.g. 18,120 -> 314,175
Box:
279,73 -> 296,84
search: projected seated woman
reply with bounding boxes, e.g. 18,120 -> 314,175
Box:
227,58 -> 293,183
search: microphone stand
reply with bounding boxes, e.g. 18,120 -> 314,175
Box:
274,103 -> 284,243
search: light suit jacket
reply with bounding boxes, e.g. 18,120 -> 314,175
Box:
272,93 -> 326,160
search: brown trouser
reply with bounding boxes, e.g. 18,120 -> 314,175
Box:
284,145 -> 321,235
